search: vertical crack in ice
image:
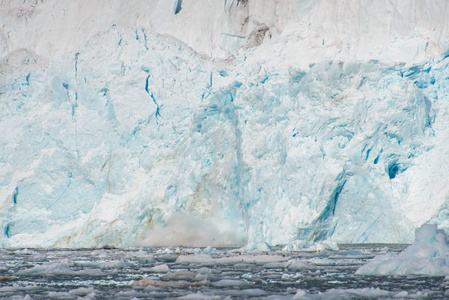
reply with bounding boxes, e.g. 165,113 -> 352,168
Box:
12,187 -> 18,205
61,53 -> 81,160
144,71 -> 162,124
74,52 -> 79,77
52,172 -> 73,207
61,82 -> 79,159
135,29 -> 149,50
103,157 -> 112,193
174,0 -> 182,15
142,31 -> 149,50
4,223 -> 10,239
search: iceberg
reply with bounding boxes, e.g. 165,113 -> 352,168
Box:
0,0 -> 449,249
356,224 -> 449,276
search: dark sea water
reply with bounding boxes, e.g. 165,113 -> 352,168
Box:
0,244 -> 447,299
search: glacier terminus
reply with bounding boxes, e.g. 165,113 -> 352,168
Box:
1,0 -> 449,250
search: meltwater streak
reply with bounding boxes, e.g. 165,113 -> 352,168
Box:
1,0 -> 449,248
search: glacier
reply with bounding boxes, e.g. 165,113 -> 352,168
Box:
0,0 -> 449,248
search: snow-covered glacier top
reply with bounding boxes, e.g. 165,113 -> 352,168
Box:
2,0 -> 449,65
1,0 -> 449,248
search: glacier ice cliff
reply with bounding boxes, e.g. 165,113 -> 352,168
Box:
0,0 -> 449,248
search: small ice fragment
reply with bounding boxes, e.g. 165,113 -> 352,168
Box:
292,289 -> 307,299
161,270 -> 197,280
394,291 -> 408,298
212,279 -> 247,287
69,287 -> 95,296
17,259 -> 75,275
178,292 -> 213,299
132,278 -> 209,287
176,254 -> 213,264
288,259 -> 311,271
262,261 -> 287,269
148,264 -> 170,273
239,289 -> 267,296
100,260 -> 126,269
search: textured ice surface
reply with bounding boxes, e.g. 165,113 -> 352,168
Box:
1,0 -> 449,248
356,224 -> 449,276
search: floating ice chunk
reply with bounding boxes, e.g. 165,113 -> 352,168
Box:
161,270 -> 197,280
287,259 -> 312,271
201,246 -> 220,254
69,287 -> 95,296
100,259 -> 127,269
212,279 -> 247,287
47,291 -> 75,298
226,289 -> 267,297
196,267 -> 212,274
313,241 -> 339,252
178,292 -> 216,299
176,254 -> 213,264
292,289 -> 307,298
9,295 -> 33,300
283,240 -> 339,252
394,291 -> 409,298
132,278 -> 209,287
262,261 -> 288,269
178,253 -> 289,265
131,250 -> 154,263
17,259 -> 75,275
75,269 -> 105,276
292,288 -> 391,299
147,264 -> 170,273
356,224 -> 449,276
154,253 -> 178,263
16,258 -> 105,276
328,250 -> 367,259
221,254 -> 289,265
116,290 -> 149,298
282,242 -> 306,252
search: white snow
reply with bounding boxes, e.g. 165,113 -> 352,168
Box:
0,0 -> 449,249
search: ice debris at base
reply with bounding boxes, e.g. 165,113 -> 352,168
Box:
292,288 -> 418,299
2,246 -> 449,298
175,253 -> 289,265
16,259 -> 76,276
16,258 -> 105,276
1,0 -> 449,249
356,224 -> 449,276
